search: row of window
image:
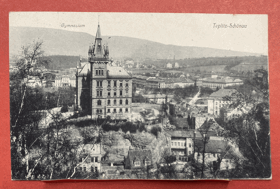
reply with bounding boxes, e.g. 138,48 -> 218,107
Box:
97,99 -> 130,106
133,160 -> 151,167
79,166 -> 98,172
96,80 -> 129,88
96,90 -> 129,97
79,157 -> 99,163
171,142 -> 192,148
197,153 -> 217,158
96,70 -> 104,76
96,108 -> 129,114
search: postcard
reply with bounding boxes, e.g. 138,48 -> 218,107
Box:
9,12 -> 270,180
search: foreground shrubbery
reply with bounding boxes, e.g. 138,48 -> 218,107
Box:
150,126 -> 162,137
102,121 -> 146,133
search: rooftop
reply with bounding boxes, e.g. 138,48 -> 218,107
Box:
209,89 -> 237,98
107,66 -> 131,79
195,139 -> 227,153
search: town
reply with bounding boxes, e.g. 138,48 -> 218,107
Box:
10,21 -> 270,180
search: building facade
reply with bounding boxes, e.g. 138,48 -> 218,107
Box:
207,89 -> 236,116
76,24 -> 132,119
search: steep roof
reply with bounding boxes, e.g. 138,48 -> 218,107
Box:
77,63 -> 91,76
107,66 -> 131,79
127,149 -> 152,162
199,118 -> 224,133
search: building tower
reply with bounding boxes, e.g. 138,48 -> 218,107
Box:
76,22 -> 132,119
88,24 -> 110,118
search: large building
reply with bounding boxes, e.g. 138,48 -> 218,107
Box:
197,75 -> 243,89
76,23 -> 132,119
207,89 -> 236,116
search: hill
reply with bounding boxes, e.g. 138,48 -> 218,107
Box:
10,27 -> 261,60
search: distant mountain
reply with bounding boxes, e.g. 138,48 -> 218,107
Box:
10,26 -> 261,60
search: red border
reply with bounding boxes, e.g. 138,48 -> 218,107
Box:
1,0 -> 280,188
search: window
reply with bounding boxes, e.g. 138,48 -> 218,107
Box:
114,92 -> 116,97
96,157 -> 98,162
96,70 -> 98,75
120,82 -> 123,87
101,70 -> 103,75
120,90 -> 122,96
189,144 -> 191,148
126,82 -> 128,87
189,151 -> 191,155
113,109 -> 116,113
144,160 -> 151,166
99,70 -> 101,75
108,80 -> 111,87
91,157 -> 94,162
97,91 -> 102,96
108,92 -> 110,97
97,81 -> 102,87
119,108 -> 122,113
107,100 -> 110,105
120,100 -> 122,105
97,100 -> 102,106
114,80 -> 117,87
114,99 -> 116,105
107,109 -> 110,113
97,91 -> 99,96
125,108 -> 128,113
175,142 -> 177,146
134,161 -> 140,167
171,142 -> 173,146
79,158 -> 83,162
91,167 -> 94,172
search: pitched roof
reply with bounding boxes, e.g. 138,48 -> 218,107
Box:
107,66 -> 131,79
209,89 -> 237,98
77,63 -> 91,76
199,118 -> 224,133
195,139 -> 227,153
127,149 -> 152,162
166,130 -> 201,138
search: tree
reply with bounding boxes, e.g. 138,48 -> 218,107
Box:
220,69 -> 271,178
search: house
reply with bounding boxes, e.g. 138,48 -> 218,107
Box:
124,149 -> 152,169
174,62 -> 180,68
166,63 -> 173,68
165,130 -> 196,159
194,138 -> 227,171
220,103 -> 253,122
208,89 -> 237,116
77,143 -> 102,173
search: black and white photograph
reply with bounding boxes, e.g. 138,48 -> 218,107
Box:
9,12 -> 270,180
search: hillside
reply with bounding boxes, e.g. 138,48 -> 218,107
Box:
10,26 -> 261,60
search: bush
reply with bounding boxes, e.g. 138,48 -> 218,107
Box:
150,126 -> 162,137
61,104 -> 68,113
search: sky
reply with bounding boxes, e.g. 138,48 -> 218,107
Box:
9,12 -> 268,55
